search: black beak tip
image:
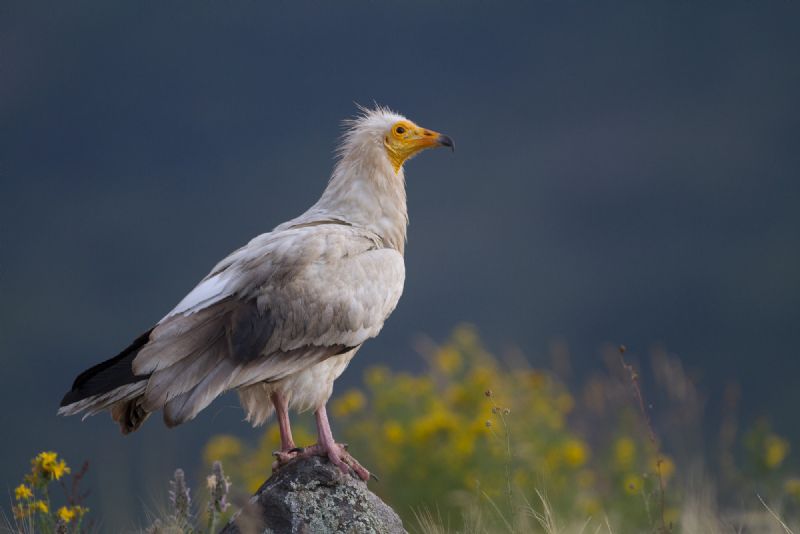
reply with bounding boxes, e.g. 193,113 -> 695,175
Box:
438,134 -> 455,152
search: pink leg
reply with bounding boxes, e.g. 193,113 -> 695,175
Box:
315,404 -> 337,447
271,392 -> 303,468
310,404 -> 370,481
272,404 -> 370,481
270,392 -> 295,450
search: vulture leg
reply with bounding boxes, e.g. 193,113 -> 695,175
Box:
310,404 -> 370,481
276,404 -> 370,481
271,391 -> 296,450
271,392 -> 301,465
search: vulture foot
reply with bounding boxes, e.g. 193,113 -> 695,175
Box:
271,446 -> 303,469
278,443 -> 370,481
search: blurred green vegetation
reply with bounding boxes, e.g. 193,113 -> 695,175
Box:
205,325 -> 800,532
7,327 -> 799,532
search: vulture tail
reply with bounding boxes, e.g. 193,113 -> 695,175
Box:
58,329 -> 154,434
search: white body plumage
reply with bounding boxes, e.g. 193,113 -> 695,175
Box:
59,107 -> 451,442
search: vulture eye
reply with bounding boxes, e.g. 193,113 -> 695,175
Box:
395,126 -> 406,134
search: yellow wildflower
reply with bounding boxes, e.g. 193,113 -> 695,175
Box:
561,438 -> 589,468
57,506 -> 76,523
531,397 -> 551,417
33,451 -> 70,480
664,507 -> 680,526
764,434 -> 789,469
785,478 -> 800,499
614,437 -> 636,470
33,500 -> 49,514
579,497 -> 601,516
14,484 -> 33,500
434,347 -> 462,374
36,451 -> 58,465
204,435 -> 242,464
383,420 -> 404,444
654,455 -> 675,481
623,473 -> 642,495
331,389 -> 366,417
451,429 -> 475,459
446,384 -> 469,406
411,410 -> 457,442
452,324 -> 479,347
469,366 -> 495,387
364,366 -> 389,387
50,459 -> 69,480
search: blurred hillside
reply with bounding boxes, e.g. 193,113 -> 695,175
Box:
1,1 -> 799,529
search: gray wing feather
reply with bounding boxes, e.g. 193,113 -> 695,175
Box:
130,224 -> 403,426
141,298 -> 273,410
163,359 -> 238,426
160,344 -> 352,426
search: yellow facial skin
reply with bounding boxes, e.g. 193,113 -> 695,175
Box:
384,120 -> 454,173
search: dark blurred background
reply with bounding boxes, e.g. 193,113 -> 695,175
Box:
1,1 -> 798,529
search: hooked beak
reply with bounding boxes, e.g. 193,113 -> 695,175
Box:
436,134 -> 455,151
408,127 -> 455,153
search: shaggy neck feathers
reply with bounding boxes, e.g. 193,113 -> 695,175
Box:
300,108 -> 409,254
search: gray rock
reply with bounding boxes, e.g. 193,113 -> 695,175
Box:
220,456 -> 407,534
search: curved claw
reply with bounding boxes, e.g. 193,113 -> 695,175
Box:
272,447 -> 302,466
332,447 -> 370,481
284,442 -> 370,481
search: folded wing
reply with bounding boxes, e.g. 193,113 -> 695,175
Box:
59,224 -> 404,433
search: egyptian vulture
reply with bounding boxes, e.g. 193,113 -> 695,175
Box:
59,106 -> 453,480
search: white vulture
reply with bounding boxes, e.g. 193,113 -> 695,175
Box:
59,106 -> 453,480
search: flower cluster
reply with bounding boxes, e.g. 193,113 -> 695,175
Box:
11,452 -> 89,533
204,326 -> 800,531
30,451 -> 70,483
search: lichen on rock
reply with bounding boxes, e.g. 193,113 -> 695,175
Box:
220,455 -> 406,534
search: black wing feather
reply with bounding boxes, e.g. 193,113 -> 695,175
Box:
60,329 -> 153,407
